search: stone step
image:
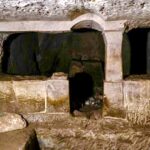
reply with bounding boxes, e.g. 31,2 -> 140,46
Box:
0,126 -> 40,150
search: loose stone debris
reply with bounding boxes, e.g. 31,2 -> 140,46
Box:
0,112 -> 27,133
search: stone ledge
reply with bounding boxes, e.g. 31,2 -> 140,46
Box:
0,126 -> 40,150
0,75 -> 69,113
0,112 -> 27,133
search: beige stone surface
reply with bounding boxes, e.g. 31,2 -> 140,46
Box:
104,31 -> 123,81
0,81 -> 16,112
0,0 -> 149,23
0,126 -> 40,150
28,114 -> 150,150
46,80 -> 69,112
0,76 -> 69,113
51,72 -> 68,80
0,81 -> 13,98
13,80 -> 46,113
0,14 -> 125,33
0,112 -> 27,133
104,81 -> 125,117
124,80 -> 150,125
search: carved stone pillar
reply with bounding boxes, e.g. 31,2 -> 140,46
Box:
103,30 -> 124,117
104,31 -> 123,81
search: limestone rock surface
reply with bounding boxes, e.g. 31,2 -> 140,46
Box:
0,126 -> 40,150
0,0 -> 149,21
0,112 -> 27,133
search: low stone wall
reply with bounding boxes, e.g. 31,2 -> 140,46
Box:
105,79 -> 150,125
123,80 -> 150,125
0,75 -> 69,113
104,81 -> 125,117
104,79 -> 150,125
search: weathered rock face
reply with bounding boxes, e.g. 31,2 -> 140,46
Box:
0,112 -> 27,133
124,79 -> 150,125
0,75 -> 69,113
0,0 -> 149,22
0,126 -> 40,150
28,114 -> 150,150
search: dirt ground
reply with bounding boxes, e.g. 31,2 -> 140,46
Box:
27,113 -> 150,150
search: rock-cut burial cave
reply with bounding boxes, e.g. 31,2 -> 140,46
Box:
1,29 -> 105,113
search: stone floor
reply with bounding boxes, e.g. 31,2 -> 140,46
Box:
24,113 -> 150,150
0,112 -> 150,150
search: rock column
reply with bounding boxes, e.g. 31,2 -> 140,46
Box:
103,30 -> 124,117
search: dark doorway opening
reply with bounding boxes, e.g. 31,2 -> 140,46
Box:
69,28 -> 105,114
69,72 -> 94,114
122,28 -> 150,78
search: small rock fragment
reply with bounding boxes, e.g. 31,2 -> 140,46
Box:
0,112 -> 27,133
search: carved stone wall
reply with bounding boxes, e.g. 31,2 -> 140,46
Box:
0,33 -> 10,64
0,75 -> 69,113
0,1 -> 149,122
0,0 -> 149,25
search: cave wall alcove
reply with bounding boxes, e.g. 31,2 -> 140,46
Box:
122,28 -> 150,78
122,28 -> 150,124
1,30 -> 105,90
0,27 -> 105,113
0,13 -> 128,121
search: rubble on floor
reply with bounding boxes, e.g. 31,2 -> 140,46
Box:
24,113 -> 150,150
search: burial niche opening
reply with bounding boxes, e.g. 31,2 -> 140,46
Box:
2,32 -> 72,76
1,30 -> 105,114
69,28 -> 105,114
2,32 -> 40,75
122,28 -> 150,78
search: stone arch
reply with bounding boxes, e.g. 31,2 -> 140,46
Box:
71,13 -> 105,31
69,13 -> 106,96
70,13 -> 106,42
71,20 -> 102,31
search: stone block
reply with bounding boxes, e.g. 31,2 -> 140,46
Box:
104,81 -> 125,117
46,79 -> 69,112
0,81 -> 17,112
0,112 -> 27,133
105,31 -> 123,81
0,126 -> 40,150
13,80 -> 45,113
123,80 -> 150,125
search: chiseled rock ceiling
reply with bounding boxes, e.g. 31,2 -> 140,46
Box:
0,0 -> 149,21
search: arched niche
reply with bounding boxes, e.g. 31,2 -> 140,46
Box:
122,28 -> 150,79
70,19 -> 105,93
69,21 -> 106,113
71,20 -> 103,31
